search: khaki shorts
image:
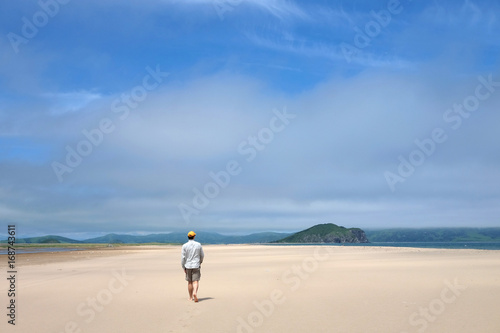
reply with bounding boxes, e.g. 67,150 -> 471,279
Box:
185,268 -> 201,282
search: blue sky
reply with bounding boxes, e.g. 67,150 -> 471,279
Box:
1,0 -> 499,239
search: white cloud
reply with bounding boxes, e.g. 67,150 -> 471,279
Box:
6,68 -> 491,233
169,0 -> 309,21
2,0 -> 500,235
244,0 -> 310,21
42,91 -> 102,115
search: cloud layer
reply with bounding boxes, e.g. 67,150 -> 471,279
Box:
1,0 -> 499,237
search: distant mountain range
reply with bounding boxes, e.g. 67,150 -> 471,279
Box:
1,231 -> 293,245
3,226 -> 500,245
365,228 -> 500,242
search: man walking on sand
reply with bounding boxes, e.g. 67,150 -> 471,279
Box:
181,231 -> 204,302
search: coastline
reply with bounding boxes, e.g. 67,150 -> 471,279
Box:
2,240 -> 500,255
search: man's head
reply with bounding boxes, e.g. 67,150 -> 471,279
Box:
187,231 -> 196,240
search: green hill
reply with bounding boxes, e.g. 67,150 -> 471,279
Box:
5,228 -> 500,245
1,235 -> 83,244
275,223 -> 369,243
365,228 -> 500,242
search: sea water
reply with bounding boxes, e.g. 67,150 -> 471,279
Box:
0,247 -> 82,255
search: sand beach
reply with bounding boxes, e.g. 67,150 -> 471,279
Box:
1,245 -> 499,333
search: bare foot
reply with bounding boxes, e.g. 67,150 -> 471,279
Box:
193,294 -> 198,302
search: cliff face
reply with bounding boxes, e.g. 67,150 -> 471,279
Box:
349,228 -> 369,243
276,223 -> 369,243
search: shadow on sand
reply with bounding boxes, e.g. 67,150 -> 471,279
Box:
196,297 -> 214,302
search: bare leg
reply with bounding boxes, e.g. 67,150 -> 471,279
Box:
187,281 -> 193,301
192,280 -> 199,302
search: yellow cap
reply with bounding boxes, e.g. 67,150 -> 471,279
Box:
187,231 -> 196,237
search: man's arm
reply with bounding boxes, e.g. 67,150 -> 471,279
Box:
199,246 -> 204,264
181,245 -> 186,269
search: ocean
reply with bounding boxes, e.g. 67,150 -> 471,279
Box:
366,242 -> 500,250
0,247 -> 82,255
2,242 -> 500,255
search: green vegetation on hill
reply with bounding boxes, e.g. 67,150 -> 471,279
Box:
365,228 -> 500,242
5,227 -> 499,245
275,223 -> 369,243
1,235 -> 83,244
